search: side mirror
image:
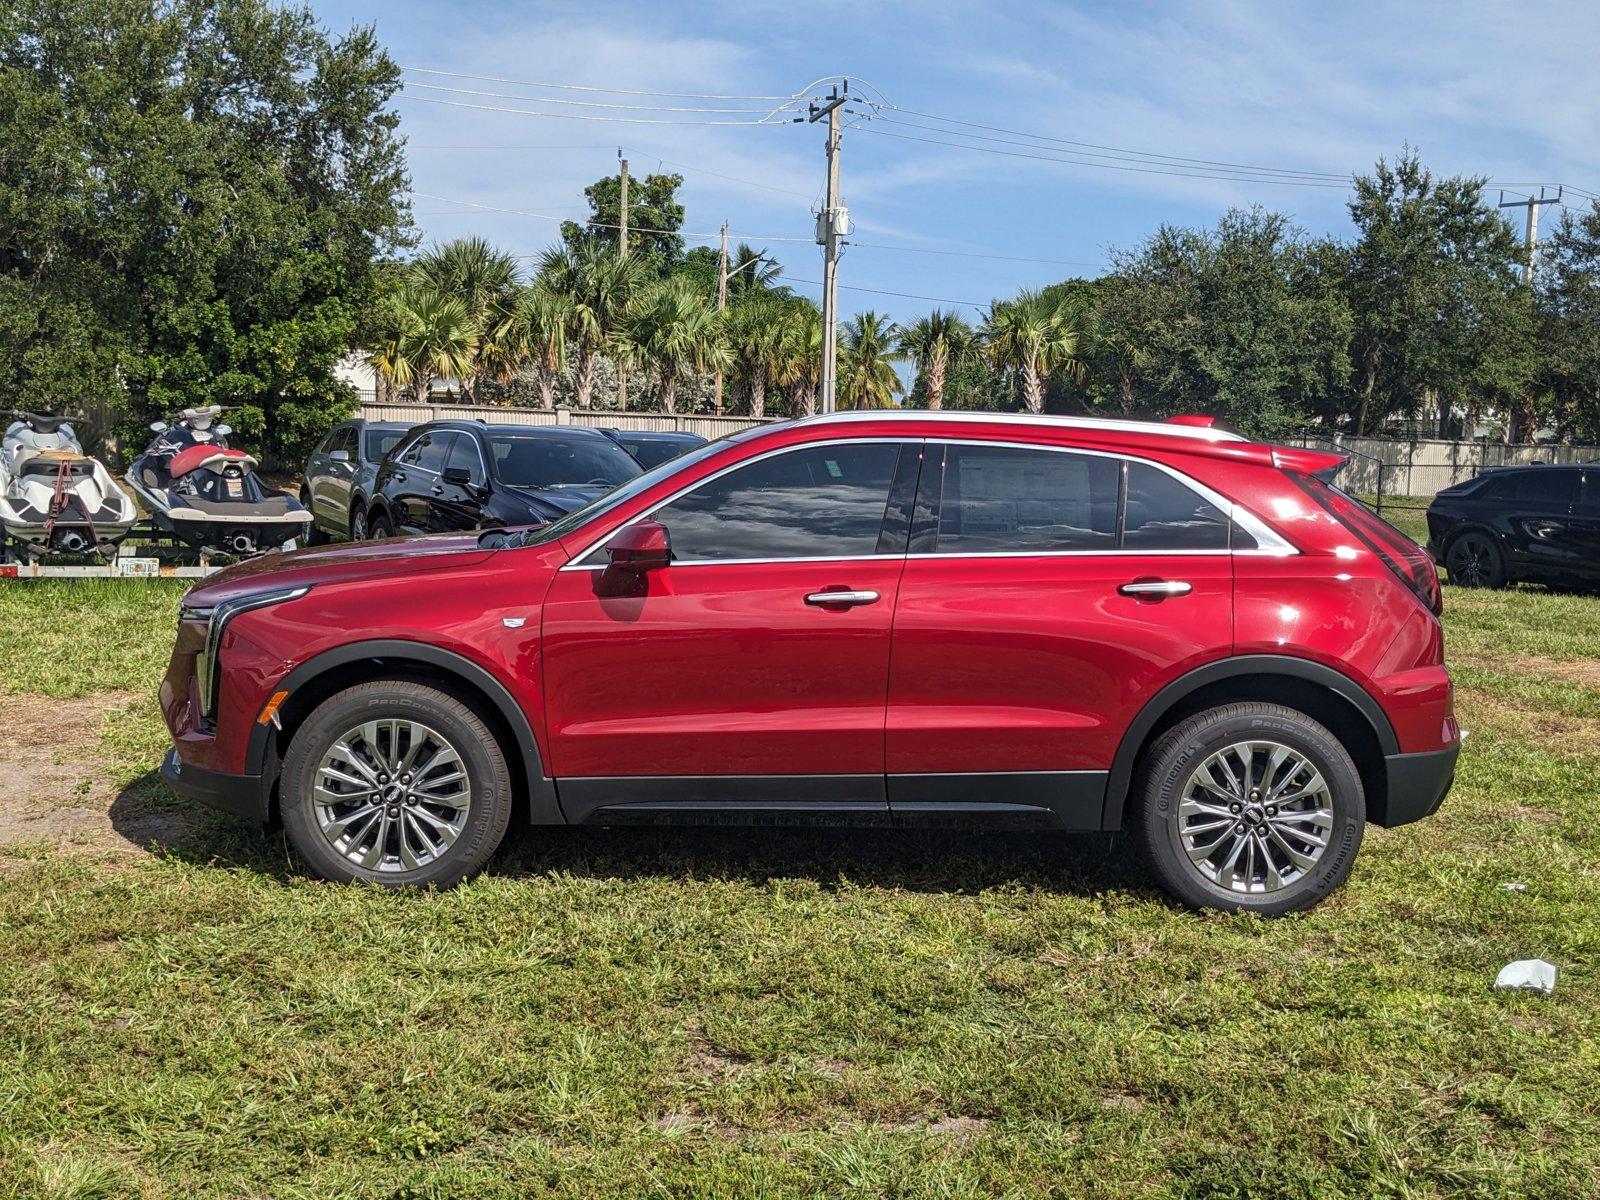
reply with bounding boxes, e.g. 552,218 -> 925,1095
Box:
441,465 -> 472,486
150,421 -> 168,433
329,449 -> 351,463
605,519 -> 671,572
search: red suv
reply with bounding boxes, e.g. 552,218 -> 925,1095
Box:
160,413 -> 1459,913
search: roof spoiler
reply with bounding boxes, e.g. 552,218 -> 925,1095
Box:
1165,414 -> 1217,429
1270,446 -> 1347,478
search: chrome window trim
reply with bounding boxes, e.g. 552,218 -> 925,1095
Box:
559,434 -> 1297,571
559,437 -> 920,570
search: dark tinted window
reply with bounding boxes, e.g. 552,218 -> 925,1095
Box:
402,431 -> 453,473
1494,469 -> 1580,506
1582,469 -> 1600,512
364,429 -> 405,463
935,445 -> 1119,552
316,427 -> 347,455
622,437 -> 701,470
651,442 -> 901,561
1122,461 -> 1231,550
444,433 -> 486,485
490,433 -> 640,489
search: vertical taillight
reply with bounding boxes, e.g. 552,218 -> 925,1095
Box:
1304,480 -> 1443,615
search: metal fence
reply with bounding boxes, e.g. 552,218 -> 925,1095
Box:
356,400 -> 772,441
1287,433 -> 1600,499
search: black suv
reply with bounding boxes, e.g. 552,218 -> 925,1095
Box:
600,428 -> 709,469
1426,464 -> 1600,588
364,421 -> 641,537
301,419 -> 409,542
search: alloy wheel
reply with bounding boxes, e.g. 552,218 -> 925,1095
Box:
1449,537 -> 1491,587
352,509 -> 366,540
312,719 -> 471,873
1176,740 -> 1333,894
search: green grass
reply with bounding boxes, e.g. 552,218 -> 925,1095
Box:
1,581 -> 1598,1198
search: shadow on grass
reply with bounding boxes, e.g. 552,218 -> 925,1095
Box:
109,770 -> 1147,898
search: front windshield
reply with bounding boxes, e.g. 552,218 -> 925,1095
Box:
514,436 -> 735,548
490,432 -> 640,489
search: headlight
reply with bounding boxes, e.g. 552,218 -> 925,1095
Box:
193,587 -> 309,716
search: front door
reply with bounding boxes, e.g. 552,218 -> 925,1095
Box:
541,439 -> 917,822
885,441 -> 1236,827
433,432 -> 488,532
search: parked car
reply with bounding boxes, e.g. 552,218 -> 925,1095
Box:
301,419 -> 409,543
159,411 -> 1458,914
600,428 -> 709,470
1426,464 -> 1600,589
363,421 -> 641,538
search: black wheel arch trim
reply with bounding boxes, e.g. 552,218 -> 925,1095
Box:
1101,654 -> 1400,829
245,639 -> 560,823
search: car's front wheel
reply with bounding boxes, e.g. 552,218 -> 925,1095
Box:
300,489 -> 330,545
1445,531 -> 1506,588
1134,702 -> 1366,915
280,681 -> 513,887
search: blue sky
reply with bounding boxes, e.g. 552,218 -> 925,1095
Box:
315,0 -> 1600,324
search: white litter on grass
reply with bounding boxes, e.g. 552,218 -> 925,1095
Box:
1494,959 -> 1557,994
1502,881 -> 1528,892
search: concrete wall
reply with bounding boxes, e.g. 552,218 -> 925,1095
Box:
1287,435 -> 1600,497
356,400 -> 771,442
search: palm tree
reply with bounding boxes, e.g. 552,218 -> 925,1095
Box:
726,243 -> 788,301
411,237 -> 521,401
537,244 -> 645,409
513,285 -> 571,410
774,299 -> 823,417
368,284 -> 478,402
983,289 -> 1086,413
897,309 -> 977,411
839,311 -> 904,410
724,293 -> 787,417
616,279 -> 730,414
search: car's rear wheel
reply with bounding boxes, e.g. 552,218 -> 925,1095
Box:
280,681 -> 513,888
366,509 -> 392,540
1134,702 -> 1365,915
1445,531 -> 1506,588
349,501 -> 367,541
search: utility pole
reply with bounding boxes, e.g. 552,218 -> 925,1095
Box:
809,81 -> 849,413
1498,185 -> 1562,284
617,151 -> 630,409
715,220 -> 729,415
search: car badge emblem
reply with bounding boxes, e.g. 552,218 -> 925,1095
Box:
502,617 -> 526,629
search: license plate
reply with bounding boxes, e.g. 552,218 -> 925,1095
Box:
116,557 -> 160,577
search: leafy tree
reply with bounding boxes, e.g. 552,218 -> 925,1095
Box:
897,310 -> 977,411
561,172 -> 686,270
616,279 -> 729,413
774,298 -> 823,417
839,312 -> 904,410
1538,200 -> 1600,441
983,290 -> 1084,413
537,244 -> 647,408
0,0 -> 411,461
724,294 -> 788,417
411,237 -> 521,401
513,286 -> 571,410
368,285 -> 476,402
1345,149 -> 1527,435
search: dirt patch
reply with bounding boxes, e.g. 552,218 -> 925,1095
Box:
1459,652 -> 1600,691
885,1114 -> 991,1137
687,1041 -> 755,1079
0,691 -> 187,857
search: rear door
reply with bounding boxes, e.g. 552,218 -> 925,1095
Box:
1572,468 -> 1600,578
885,440 -> 1236,828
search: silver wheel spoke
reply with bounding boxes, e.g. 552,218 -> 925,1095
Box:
322,802 -> 382,838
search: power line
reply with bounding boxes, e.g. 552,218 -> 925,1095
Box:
787,275 -> 987,310
398,94 -> 789,127
401,65 -> 803,102
847,241 -> 1102,269
409,190 -> 810,243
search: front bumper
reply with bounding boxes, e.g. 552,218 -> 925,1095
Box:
161,747 -> 268,822
1378,743 -> 1460,827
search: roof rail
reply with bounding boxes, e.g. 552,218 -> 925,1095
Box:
797,409 -> 1248,443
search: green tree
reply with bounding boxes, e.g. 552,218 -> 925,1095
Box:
368,285 -> 477,402
0,0 -> 411,461
896,310 -> 977,411
724,293 -> 787,417
982,290 -> 1084,413
512,286 -> 571,410
774,298 -> 823,417
1538,200 -> 1600,441
411,237 -> 521,401
1345,149 -> 1527,435
560,172 -> 686,270
616,279 -> 729,414
839,312 -> 904,410
536,244 -> 646,408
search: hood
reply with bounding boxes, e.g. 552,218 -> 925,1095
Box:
496,484 -> 608,522
184,531 -> 496,606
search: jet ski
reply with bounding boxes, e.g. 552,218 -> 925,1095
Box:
126,405 -> 310,556
0,411 -> 139,559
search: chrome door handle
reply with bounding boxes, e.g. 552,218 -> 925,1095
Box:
1117,580 -> 1192,598
804,589 -> 880,608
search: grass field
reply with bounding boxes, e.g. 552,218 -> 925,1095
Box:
1,571 -> 1598,1198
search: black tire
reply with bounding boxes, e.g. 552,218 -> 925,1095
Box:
300,490 -> 330,545
1445,531 -> 1506,589
280,681 -> 513,888
366,509 -> 393,540
349,499 -> 367,542
1133,702 -> 1366,916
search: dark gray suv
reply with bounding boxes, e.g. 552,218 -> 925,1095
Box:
301,419 -> 409,542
